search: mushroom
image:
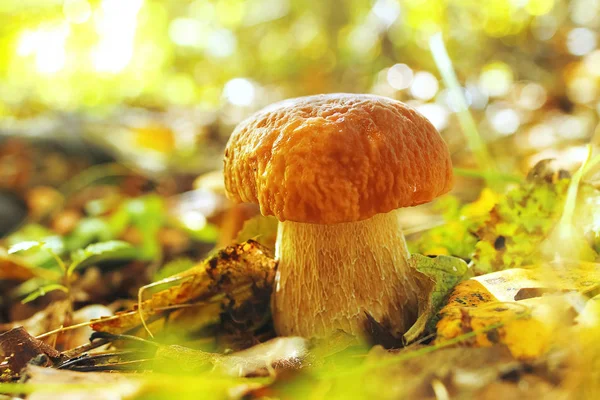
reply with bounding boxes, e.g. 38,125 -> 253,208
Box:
224,94 -> 453,338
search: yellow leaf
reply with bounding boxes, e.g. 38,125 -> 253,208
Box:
133,125 -> 175,153
461,187 -> 498,218
435,264 -> 585,360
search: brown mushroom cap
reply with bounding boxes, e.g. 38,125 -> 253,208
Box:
224,93 -> 453,224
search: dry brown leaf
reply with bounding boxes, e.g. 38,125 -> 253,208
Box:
0,300 -> 70,339
90,240 -> 276,336
0,253 -> 36,281
0,327 -> 61,377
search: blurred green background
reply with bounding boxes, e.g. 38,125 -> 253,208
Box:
0,0 -> 598,174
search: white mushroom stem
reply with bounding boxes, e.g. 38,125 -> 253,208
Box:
272,209 -> 422,338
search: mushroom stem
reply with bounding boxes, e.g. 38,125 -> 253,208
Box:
272,209 -> 421,338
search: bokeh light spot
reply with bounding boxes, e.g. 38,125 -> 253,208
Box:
410,71 -> 438,100
528,124 -> 556,148
223,78 -> 255,106
387,64 -> 413,90
531,15 -> 557,40
438,88 -> 472,112
479,62 -> 514,97
568,77 -> 598,104
489,107 -> 520,135
17,23 -> 71,75
516,82 -> 547,110
371,0 -> 401,29
584,50 -> 600,76
567,28 -> 597,56
91,0 -> 144,73
206,29 -> 237,58
169,18 -> 204,48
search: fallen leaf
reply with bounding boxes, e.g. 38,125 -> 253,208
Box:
404,254 -> 473,344
133,124 -> 175,153
434,264 -> 584,359
358,346 -> 527,400
472,261 -> 600,302
90,240 -> 276,339
0,300 -> 70,339
0,327 -> 60,377
0,253 -> 36,281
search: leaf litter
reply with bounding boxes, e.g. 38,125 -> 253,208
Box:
90,240 -> 276,346
3,155 -> 600,399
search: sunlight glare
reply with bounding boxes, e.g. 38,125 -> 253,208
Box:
17,23 -> 70,75
91,0 -> 144,73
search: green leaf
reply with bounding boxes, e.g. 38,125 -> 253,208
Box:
404,254 -> 473,343
6,225 -> 65,269
453,167 -> 522,184
236,215 -> 279,249
65,217 -> 114,252
125,195 -> 166,260
470,176 -> 571,273
22,283 -> 68,304
8,241 -> 43,254
69,240 -> 137,274
7,238 -> 66,272
153,258 -> 196,282
184,222 -> 219,243
6,224 -> 53,245
107,205 -> 131,237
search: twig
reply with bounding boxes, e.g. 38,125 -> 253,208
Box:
63,359 -> 154,372
57,350 -> 151,370
61,338 -> 111,359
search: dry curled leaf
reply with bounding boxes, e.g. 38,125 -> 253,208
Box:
0,327 -> 61,378
90,240 -> 277,339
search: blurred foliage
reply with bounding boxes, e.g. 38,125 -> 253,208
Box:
410,161 -> 600,274
1,0 -> 600,177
